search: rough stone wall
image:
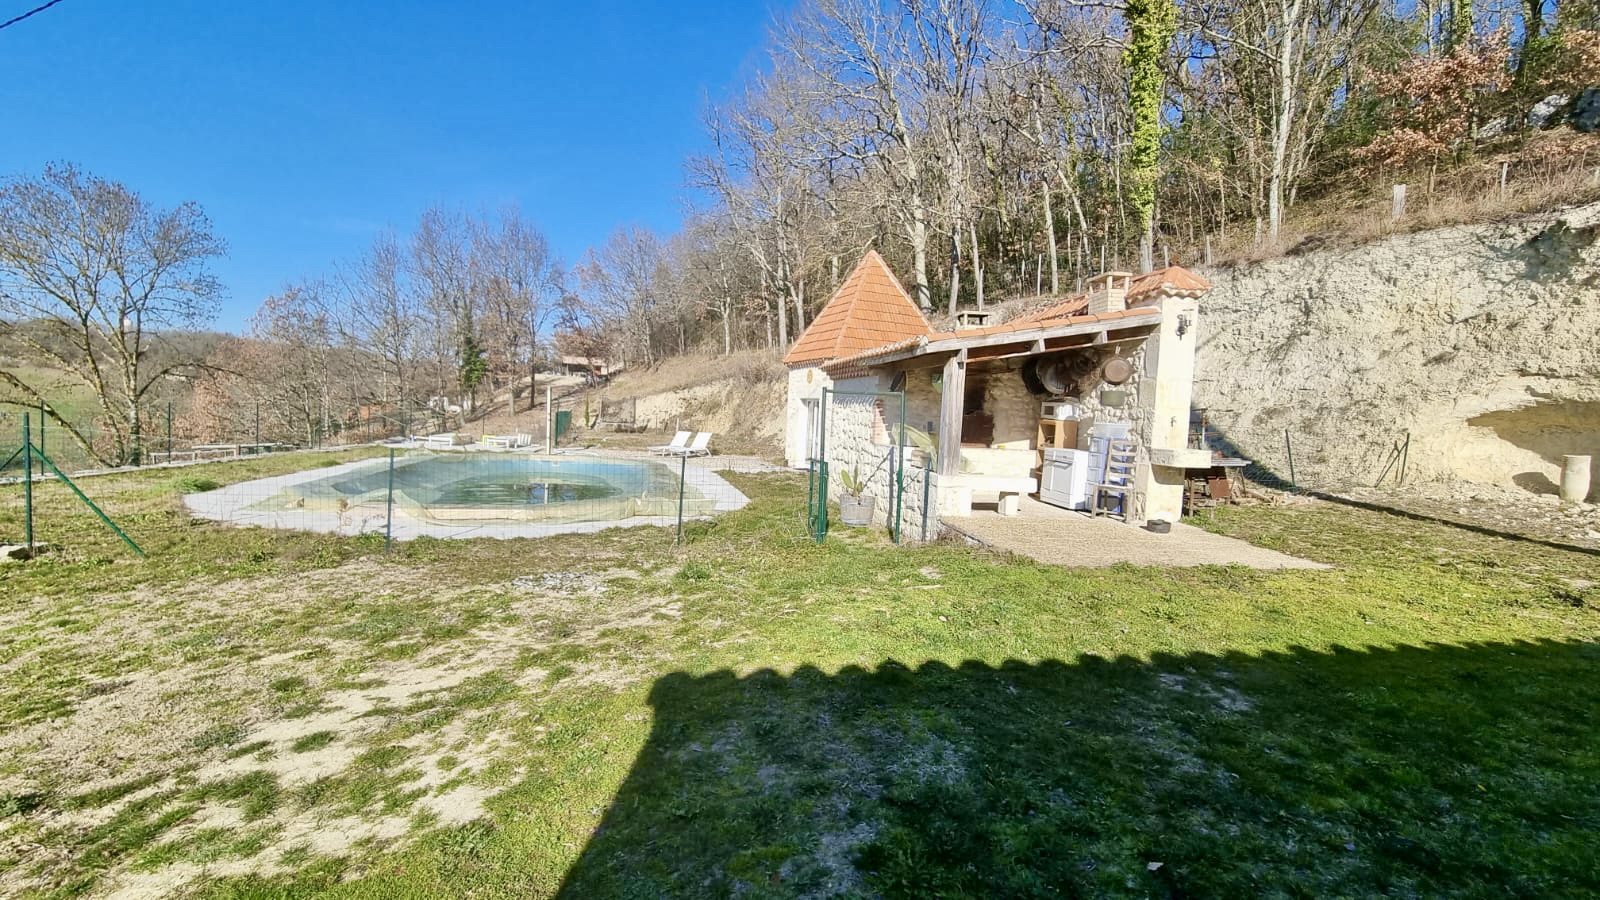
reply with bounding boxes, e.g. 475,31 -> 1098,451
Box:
985,369 -> 1039,449
1194,202 -> 1600,496
825,375 -> 936,538
903,369 -> 942,434
1072,344 -> 1151,453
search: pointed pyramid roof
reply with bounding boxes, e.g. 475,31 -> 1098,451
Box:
783,251 -> 932,368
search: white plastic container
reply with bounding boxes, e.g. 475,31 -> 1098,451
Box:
1040,400 -> 1079,421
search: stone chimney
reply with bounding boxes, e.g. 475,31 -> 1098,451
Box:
954,310 -> 993,330
1087,272 -> 1132,315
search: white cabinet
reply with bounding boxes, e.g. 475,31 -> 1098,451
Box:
1040,448 -> 1090,510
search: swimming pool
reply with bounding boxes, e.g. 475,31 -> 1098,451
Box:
185,452 -> 748,539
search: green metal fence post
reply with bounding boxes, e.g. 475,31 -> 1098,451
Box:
30,446 -> 146,557
37,401 -> 43,458
818,389 -> 830,544
676,451 -> 687,545
385,449 -> 396,555
166,402 -> 173,463
922,457 -> 932,542
255,401 -> 261,452
806,458 -> 815,534
23,414 -> 34,554
817,460 -> 828,542
895,391 -> 905,544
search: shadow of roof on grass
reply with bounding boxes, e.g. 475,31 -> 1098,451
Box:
558,639 -> 1600,897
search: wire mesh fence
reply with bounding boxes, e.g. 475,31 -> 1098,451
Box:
4,380 -> 750,558
177,442 -> 750,551
0,377 -> 601,480
807,388 -> 940,546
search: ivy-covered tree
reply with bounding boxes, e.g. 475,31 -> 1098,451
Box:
1124,0 -> 1178,272
459,334 -> 488,409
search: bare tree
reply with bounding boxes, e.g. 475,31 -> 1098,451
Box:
334,232 -> 429,424
249,282 -> 338,445
1188,0 -> 1386,241
778,0 -> 996,311
577,227 -> 666,368
411,206 -> 479,406
472,208 -> 562,410
0,164 -> 224,465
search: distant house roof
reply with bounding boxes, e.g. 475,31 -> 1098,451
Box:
783,251 -> 932,368
560,355 -> 615,370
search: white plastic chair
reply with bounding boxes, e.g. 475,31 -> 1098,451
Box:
673,432 -> 712,457
649,431 -> 691,455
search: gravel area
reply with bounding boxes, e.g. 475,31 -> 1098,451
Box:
1330,482 -> 1600,552
944,498 -> 1327,570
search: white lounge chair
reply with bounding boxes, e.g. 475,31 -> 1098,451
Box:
483,432 -> 535,450
666,432 -> 712,457
649,431 -> 692,455
424,432 -> 472,450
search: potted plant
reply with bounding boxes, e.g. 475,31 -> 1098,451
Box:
837,467 -> 876,526
898,424 -> 937,469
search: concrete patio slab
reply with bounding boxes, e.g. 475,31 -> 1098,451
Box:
944,496 -> 1326,570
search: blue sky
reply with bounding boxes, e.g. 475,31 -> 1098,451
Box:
0,0 -> 776,330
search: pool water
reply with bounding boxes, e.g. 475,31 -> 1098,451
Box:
431,474 -> 621,506
253,453 -> 713,526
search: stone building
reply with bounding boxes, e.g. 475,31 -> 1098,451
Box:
784,251 -> 1211,529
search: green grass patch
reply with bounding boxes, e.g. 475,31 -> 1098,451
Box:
190,771 -> 281,822
62,774 -> 164,811
290,731 -> 337,753
170,475 -> 223,494
3,463 -> 1598,897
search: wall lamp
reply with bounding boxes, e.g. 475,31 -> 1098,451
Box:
1176,312 -> 1193,338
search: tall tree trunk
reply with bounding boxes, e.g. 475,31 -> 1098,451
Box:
770,267 -> 789,348
909,194 -> 932,311
948,229 -> 962,316
1269,0 -> 1306,242
1042,181 -> 1059,294
970,219 -> 985,308
793,280 -> 807,338
776,290 -> 789,349
1124,0 -> 1176,272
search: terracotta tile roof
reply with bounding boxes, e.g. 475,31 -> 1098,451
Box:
1129,265 -> 1211,298
822,308 -> 1163,374
783,251 -> 932,368
920,307 -> 1159,343
819,264 -> 1209,373
1011,266 -> 1211,328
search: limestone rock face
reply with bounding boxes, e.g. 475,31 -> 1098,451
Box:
1194,202 -> 1600,499
1529,93 -> 1572,129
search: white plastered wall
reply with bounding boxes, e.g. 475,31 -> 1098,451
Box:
1135,295 -> 1199,524
784,366 -> 831,469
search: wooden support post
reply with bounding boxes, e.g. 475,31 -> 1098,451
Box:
938,349 -> 966,477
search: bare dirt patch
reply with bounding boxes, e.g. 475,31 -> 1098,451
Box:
0,559 -> 687,898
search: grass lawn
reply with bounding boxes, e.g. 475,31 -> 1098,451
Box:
1,452 -> 1597,897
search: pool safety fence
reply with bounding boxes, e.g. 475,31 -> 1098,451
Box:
4,413 -> 146,559
179,447 -> 750,548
